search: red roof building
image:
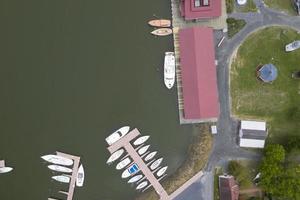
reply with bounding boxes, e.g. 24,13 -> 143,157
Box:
179,26 -> 219,121
219,175 -> 239,200
180,0 -> 222,20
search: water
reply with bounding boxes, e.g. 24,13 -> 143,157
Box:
0,0 -> 193,199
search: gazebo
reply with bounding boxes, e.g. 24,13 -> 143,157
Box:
257,64 -> 278,83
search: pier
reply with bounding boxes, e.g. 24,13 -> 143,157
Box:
0,160 -> 4,168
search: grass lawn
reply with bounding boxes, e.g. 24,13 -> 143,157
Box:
230,26 -> 300,145
227,18 -> 247,38
235,0 -> 258,13
226,0 -> 235,13
264,0 -> 297,15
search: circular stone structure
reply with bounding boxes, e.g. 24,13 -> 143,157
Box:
257,63 -> 278,83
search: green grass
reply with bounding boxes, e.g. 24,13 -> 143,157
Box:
230,26 -> 300,145
214,167 -> 223,200
226,0 -> 235,13
264,0 -> 297,15
227,18 -> 247,38
235,0 -> 258,13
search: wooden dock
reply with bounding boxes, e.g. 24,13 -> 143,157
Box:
0,160 -> 5,168
56,152 -> 80,200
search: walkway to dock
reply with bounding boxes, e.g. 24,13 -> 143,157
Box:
55,152 -> 80,200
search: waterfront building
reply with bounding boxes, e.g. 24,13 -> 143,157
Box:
239,120 -> 268,148
180,0 -> 221,20
219,175 -> 239,200
178,26 -> 220,123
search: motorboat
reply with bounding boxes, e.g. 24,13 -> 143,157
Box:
128,174 -> 143,183
237,0 -> 247,5
144,151 -> 157,162
285,40 -> 300,52
76,164 -> 84,187
148,19 -> 171,27
41,155 -> 73,166
121,163 -> 139,178
151,28 -> 172,36
150,158 -> 163,170
0,167 -> 13,174
136,181 -> 148,190
48,165 -> 72,173
105,126 -> 130,145
133,135 -> 150,146
116,157 -> 131,170
106,149 -> 125,164
156,166 -> 168,177
52,175 -> 70,183
164,52 -> 175,89
138,145 -> 150,155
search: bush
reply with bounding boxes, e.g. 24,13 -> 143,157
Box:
226,18 -> 247,38
228,160 -> 252,188
226,0 -> 234,13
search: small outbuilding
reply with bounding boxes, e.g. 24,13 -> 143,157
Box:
219,175 -> 239,200
239,120 -> 268,148
257,64 -> 278,83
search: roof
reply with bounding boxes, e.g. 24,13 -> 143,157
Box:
219,175 -> 239,200
179,27 -> 220,120
239,138 -> 266,148
241,120 -> 266,131
180,0 -> 222,20
241,129 -> 268,140
258,64 -> 278,82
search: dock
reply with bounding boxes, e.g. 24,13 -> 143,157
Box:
55,152 -> 80,200
0,160 -> 5,168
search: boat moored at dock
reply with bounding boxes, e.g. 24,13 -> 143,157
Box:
136,181 -> 148,190
133,135 -> 150,146
164,52 -> 176,89
137,145 -> 150,155
106,148 -> 125,164
121,163 -> 139,178
151,28 -> 172,36
52,175 -> 70,183
76,164 -> 84,187
128,174 -> 143,183
48,165 -> 72,173
41,155 -> 73,166
150,158 -> 163,170
0,167 -> 13,174
105,126 -> 130,145
144,151 -> 157,162
156,166 -> 168,177
148,19 -> 171,27
116,157 -> 131,170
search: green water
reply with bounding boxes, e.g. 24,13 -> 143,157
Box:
0,1 -> 193,199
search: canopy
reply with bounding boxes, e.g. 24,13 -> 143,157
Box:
258,64 -> 278,82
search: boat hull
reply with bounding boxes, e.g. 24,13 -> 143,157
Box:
106,149 -> 125,164
52,175 -> 70,183
136,181 -> 148,190
150,158 -> 163,170
41,155 -> 73,166
48,165 -> 72,173
105,126 -> 130,145
151,28 -> 172,36
144,151 -> 157,162
76,164 -> 84,187
133,135 -> 150,146
164,52 -> 175,89
148,19 -> 171,28
116,158 -> 131,170
138,145 -> 150,155
128,174 -> 143,183
156,166 -> 168,177
0,167 -> 13,174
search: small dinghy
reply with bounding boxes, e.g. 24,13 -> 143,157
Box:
41,155 -> 73,166
128,174 -> 143,183
156,166 -> 168,177
116,157 -> 131,170
76,164 -> 84,187
48,165 -> 72,173
151,28 -> 172,36
150,158 -> 163,170
133,135 -> 150,146
0,167 -> 13,174
105,126 -> 130,145
136,181 -> 148,190
52,175 -> 70,183
106,149 -> 125,164
144,151 -> 157,162
138,145 -> 150,155
148,19 -> 171,27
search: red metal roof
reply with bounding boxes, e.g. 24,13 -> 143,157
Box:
180,0 -> 221,20
179,27 -> 219,120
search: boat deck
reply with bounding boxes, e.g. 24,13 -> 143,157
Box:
55,152 -> 80,200
0,160 -> 5,168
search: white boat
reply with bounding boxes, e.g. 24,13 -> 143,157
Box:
41,155 -> 73,166
116,158 -> 131,170
285,40 -> 300,52
150,158 -> 163,170
128,174 -> 143,183
48,165 -> 72,173
121,163 -> 139,178
156,166 -> 168,177
52,175 -> 70,183
144,151 -> 157,162
76,164 -> 84,187
138,145 -> 150,155
105,126 -> 130,145
164,52 -> 175,89
136,181 -> 148,190
106,149 -> 125,164
0,167 -> 13,174
133,135 -> 150,146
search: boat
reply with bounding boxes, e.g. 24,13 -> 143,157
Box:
105,126 -> 130,145
133,135 -> 150,146
122,163 -> 139,178
48,165 -> 72,173
76,164 -> 84,187
285,40 -> 300,52
52,175 -> 70,183
148,19 -> 171,27
151,28 -> 172,36
138,145 -> 150,155
106,149 -> 125,164
164,52 -> 176,89
156,166 -> 168,177
136,181 -> 148,190
41,155 -> 73,166
128,174 -> 143,183
116,157 -> 131,170
0,167 -> 13,174
144,151 -> 157,162
150,158 -> 163,170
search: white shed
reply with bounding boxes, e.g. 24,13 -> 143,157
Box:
239,120 -> 268,148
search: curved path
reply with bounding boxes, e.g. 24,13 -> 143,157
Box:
175,1 -> 300,200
